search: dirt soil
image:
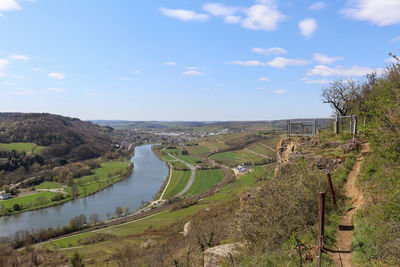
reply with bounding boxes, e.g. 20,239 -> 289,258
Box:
330,142 -> 369,267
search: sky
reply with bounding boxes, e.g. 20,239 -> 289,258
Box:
0,0 -> 399,121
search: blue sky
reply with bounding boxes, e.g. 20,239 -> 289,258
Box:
0,0 -> 399,121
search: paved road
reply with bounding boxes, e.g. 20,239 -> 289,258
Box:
163,150 -> 196,197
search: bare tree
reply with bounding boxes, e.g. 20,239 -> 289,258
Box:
89,213 -> 100,225
321,79 -> 359,116
124,206 -> 130,221
115,206 -> 123,217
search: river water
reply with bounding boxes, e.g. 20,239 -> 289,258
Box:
0,144 -> 168,237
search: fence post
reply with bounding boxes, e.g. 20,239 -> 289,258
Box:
287,121 -> 290,138
318,192 -> 326,267
350,115 -> 353,134
354,115 -> 358,135
335,115 -> 339,135
314,119 -> 317,136
326,173 -> 337,210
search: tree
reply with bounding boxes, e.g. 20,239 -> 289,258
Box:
13,203 -> 21,211
89,213 -> 100,226
321,79 -> 359,116
115,206 -> 123,217
70,251 -> 85,267
124,206 -> 130,221
70,214 -> 87,230
106,212 -> 112,220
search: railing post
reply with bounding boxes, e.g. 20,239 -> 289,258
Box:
318,192 -> 326,267
335,115 -> 339,135
326,173 -> 337,210
287,121 -> 290,138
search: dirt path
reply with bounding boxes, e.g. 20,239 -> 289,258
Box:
331,143 -> 369,267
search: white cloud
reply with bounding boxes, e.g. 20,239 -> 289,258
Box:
313,53 -> 344,64
302,77 -> 331,84
86,92 -> 97,99
309,2 -> 325,10
241,3 -> 286,31
229,60 -> 266,66
0,0 -> 21,13
252,47 -> 287,55
33,67 -> 44,71
342,0 -> 400,26
0,58 -> 9,70
299,18 -> 317,38
385,57 -> 398,64
273,89 -> 287,94
11,88 -> 35,96
164,62 -> 177,66
259,77 -> 270,82
391,36 -> 400,42
9,54 -> 29,61
159,7 -> 209,21
47,88 -> 68,93
307,64 -> 380,77
48,73 -> 65,79
256,87 -> 265,90
267,57 -> 309,68
202,3 -> 239,17
185,66 -> 200,70
224,15 -> 241,24
132,70 -> 141,74
182,70 -> 204,76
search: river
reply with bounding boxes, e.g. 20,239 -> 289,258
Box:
0,144 -> 168,238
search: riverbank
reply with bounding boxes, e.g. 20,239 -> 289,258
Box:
0,160 -> 133,217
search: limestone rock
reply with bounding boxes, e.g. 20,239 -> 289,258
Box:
204,243 -> 241,267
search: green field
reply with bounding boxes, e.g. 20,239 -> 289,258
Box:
247,143 -> 276,159
210,149 -> 268,167
71,161 -> 130,197
163,170 -> 191,199
203,165 -> 274,202
35,182 -> 63,189
100,204 -> 206,236
165,148 -> 203,165
44,232 -> 96,249
0,191 -> 58,211
183,168 -> 224,197
0,142 -> 45,153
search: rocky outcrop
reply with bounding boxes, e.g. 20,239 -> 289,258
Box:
204,243 -> 242,267
276,137 -> 355,174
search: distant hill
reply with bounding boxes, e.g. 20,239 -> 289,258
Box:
0,113 -> 114,161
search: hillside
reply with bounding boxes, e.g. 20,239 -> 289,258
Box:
0,113 -> 114,161
0,113 -> 117,187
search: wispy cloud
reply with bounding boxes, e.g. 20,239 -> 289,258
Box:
259,77 -> 270,82
167,1 -> 286,31
252,47 -> 287,55
309,2 -> 326,11
385,57 -> 398,64
391,36 -> 400,42
164,62 -> 177,66
267,57 -> 309,68
132,70 -> 141,74
0,58 -> 9,70
48,73 -> 65,79
299,18 -> 317,38
11,88 -> 36,96
159,7 -> 209,21
185,66 -> 200,70
342,0 -> 400,26
182,70 -> 204,76
47,88 -> 68,93
273,89 -> 287,94
307,64 -> 381,77
302,77 -> 331,84
9,54 -> 29,61
313,53 -> 344,64
229,60 -> 266,66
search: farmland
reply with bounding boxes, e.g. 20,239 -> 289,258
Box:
183,168 -> 224,197
163,170 -> 191,199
